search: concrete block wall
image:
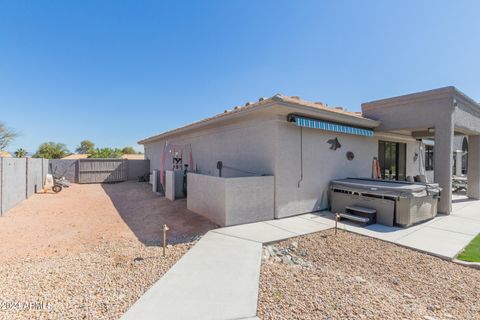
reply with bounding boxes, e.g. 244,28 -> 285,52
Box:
26,158 -> 47,197
127,160 -> 150,180
0,157 -> 49,215
187,172 -> 274,226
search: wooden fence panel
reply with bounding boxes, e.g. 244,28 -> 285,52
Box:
78,159 -> 128,183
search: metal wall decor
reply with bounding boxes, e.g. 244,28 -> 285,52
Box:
327,137 -> 341,150
346,151 -> 354,160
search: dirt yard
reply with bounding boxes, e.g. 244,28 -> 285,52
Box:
258,229 -> 480,320
0,181 -> 217,319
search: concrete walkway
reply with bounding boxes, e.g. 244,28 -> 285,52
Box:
121,216 -> 331,320
122,196 -> 480,319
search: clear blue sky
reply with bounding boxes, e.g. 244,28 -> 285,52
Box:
1,1 -> 479,153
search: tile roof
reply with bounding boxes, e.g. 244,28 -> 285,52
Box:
139,94 -> 371,144
0,151 -> 12,158
61,154 -> 90,159
121,154 -> 145,160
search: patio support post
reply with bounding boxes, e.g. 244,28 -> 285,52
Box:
467,135 -> 480,199
434,119 -> 453,214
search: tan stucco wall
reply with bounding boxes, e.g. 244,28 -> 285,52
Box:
144,108 -> 423,220
273,122 -> 422,218
144,113 -> 277,178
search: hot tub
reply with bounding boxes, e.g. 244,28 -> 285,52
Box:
329,178 -> 441,227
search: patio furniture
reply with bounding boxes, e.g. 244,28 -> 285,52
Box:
452,176 -> 468,192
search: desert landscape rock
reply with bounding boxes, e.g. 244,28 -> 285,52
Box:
258,229 -> 480,320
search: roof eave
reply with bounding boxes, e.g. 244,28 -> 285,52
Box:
139,98 -> 380,145
138,101 -> 277,144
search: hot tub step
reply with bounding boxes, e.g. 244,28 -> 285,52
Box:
340,205 -> 377,225
339,213 -> 371,223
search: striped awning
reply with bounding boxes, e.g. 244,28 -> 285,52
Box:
289,115 -> 374,137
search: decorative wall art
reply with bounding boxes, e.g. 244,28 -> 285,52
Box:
327,137 -> 341,150
346,151 -> 355,160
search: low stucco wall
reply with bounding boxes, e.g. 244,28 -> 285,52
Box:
165,170 -> 185,200
187,173 -> 274,226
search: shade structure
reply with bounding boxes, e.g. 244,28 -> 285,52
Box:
290,115 -> 374,137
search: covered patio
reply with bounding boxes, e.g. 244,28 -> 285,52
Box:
362,86 -> 480,214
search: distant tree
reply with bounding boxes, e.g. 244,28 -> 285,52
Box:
0,122 -> 17,150
76,140 -> 95,154
121,146 -> 136,154
14,148 -> 27,158
88,148 -> 123,159
33,142 -> 69,159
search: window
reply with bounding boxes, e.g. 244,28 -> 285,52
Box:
425,145 -> 434,171
378,141 -> 407,181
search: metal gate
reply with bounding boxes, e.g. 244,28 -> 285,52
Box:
78,159 -> 128,183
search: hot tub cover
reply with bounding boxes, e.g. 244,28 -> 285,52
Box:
330,178 -> 441,198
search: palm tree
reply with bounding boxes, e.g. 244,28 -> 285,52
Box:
14,148 -> 27,158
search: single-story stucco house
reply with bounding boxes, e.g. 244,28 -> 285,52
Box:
139,86 -> 480,227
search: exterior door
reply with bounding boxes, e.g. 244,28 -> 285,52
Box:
378,141 -> 406,181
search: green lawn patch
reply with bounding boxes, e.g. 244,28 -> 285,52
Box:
457,234 -> 480,262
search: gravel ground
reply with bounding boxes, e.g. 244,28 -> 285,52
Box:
0,182 -> 215,320
0,238 -> 195,320
0,182 -> 215,263
258,229 -> 480,320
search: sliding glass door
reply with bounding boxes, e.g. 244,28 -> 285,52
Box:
378,141 -> 406,181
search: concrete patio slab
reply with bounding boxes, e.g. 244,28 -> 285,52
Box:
395,226 -> 474,259
426,215 -> 480,236
452,200 -> 476,212
121,231 -> 262,320
211,221 -> 297,243
297,212 -> 337,226
451,205 -> 480,222
340,221 -> 424,242
264,216 -> 331,236
299,211 -> 424,242
451,194 -> 476,212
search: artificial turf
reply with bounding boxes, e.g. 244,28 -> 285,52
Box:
457,234 -> 480,262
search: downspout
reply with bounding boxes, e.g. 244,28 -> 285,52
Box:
298,127 -> 303,188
